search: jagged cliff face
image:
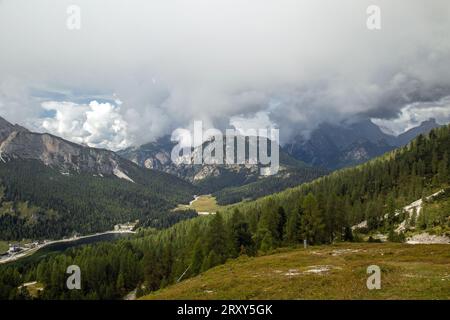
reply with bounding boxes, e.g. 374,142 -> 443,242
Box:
0,117 -> 28,142
119,136 -> 289,184
118,136 -> 200,180
0,116 -> 132,178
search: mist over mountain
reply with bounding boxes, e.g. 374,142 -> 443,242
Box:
395,118 -> 440,147
117,117 -> 441,202
1,1 -> 450,150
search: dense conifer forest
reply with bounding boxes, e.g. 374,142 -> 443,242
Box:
0,159 -> 196,240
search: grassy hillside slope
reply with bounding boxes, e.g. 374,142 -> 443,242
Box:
143,243 -> 450,300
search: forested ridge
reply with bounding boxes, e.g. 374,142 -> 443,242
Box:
0,159 -> 196,240
213,166 -> 327,205
1,125 -> 449,299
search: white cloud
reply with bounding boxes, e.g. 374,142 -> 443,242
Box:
37,100 -> 131,150
230,111 -> 277,137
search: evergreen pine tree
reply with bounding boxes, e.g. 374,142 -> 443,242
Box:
229,209 -> 254,257
300,193 -> 324,245
284,207 -> 301,245
438,152 -> 449,183
190,239 -> 204,275
205,213 -> 228,263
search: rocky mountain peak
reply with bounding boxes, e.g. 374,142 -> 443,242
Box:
0,116 -> 28,143
0,115 -> 136,181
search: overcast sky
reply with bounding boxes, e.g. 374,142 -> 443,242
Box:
0,0 -> 449,149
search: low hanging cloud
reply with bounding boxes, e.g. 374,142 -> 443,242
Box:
373,95 -> 450,135
230,111 -> 277,137
0,0 -> 450,148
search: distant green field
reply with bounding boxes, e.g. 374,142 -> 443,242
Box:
175,195 -> 226,213
0,241 -> 8,254
143,243 -> 450,300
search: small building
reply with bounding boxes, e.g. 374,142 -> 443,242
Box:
8,243 -> 22,254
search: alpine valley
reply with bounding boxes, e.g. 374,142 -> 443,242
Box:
1,114 -> 449,300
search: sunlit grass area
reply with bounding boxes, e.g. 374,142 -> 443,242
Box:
175,195 -> 226,213
19,281 -> 45,298
143,243 -> 450,300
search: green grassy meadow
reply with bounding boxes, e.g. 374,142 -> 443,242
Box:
143,243 -> 450,300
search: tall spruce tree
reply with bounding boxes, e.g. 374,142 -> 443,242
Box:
205,213 -> 228,263
300,193 -> 324,244
284,207 -> 302,245
229,209 -> 255,257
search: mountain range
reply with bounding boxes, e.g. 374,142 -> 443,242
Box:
118,135 -> 327,202
1,113 -> 449,300
118,118 -> 440,199
283,118 -> 440,169
0,115 -> 443,239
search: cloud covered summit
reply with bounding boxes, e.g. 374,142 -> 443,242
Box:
0,0 -> 449,149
